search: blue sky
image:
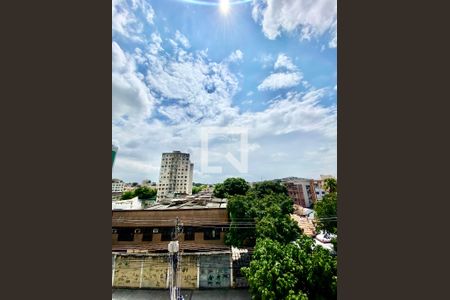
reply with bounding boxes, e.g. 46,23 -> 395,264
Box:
112,0 -> 337,183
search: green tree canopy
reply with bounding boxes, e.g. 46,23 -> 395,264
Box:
323,178 -> 337,193
243,236 -> 337,300
250,180 -> 288,198
134,186 -> 157,200
314,178 -> 338,234
121,186 -> 157,200
225,181 -> 300,247
192,185 -> 207,194
120,190 -> 135,200
314,192 -> 337,234
213,177 -> 250,198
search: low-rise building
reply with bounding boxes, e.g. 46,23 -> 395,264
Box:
112,197 -> 229,253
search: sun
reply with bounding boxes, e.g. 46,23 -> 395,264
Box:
219,0 -> 230,15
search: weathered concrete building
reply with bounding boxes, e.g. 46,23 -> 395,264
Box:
112,204 -> 229,253
157,151 -> 194,201
111,195 -> 252,290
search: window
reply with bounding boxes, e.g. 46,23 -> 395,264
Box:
161,228 -> 173,241
184,227 -> 195,241
204,228 -> 220,240
142,228 -> 153,241
117,228 -> 134,241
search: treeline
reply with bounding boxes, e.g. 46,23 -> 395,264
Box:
121,186 -> 157,200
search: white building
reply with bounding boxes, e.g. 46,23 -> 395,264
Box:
112,179 -> 125,193
112,197 -> 142,210
156,151 -> 194,201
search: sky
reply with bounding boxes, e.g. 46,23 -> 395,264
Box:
112,0 -> 337,184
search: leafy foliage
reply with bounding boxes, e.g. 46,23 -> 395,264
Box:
234,179 -> 338,299
243,236 -> 337,300
224,180 -> 300,247
120,190 -> 135,200
120,186 -> 157,200
250,180 -> 288,198
314,192 -> 337,234
213,177 -> 250,198
192,185 -> 207,194
134,186 -> 157,199
323,178 -> 337,193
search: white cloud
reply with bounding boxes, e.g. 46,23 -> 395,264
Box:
236,89 -> 336,138
130,0 -> 155,24
112,42 -> 154,120
174,30 -> 191,48
149,32 -> 163,54
274,53 -> 297,71
145,50 -> 240,123
257,72 -> 302,91
112,0 -> 149,41
252,0 -> 337,48
227,49 -> 244,63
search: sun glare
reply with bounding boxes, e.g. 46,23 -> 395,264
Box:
219,0 -> 230,15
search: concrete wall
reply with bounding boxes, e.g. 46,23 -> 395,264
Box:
113,255 -> 143,288
199,254 -> 231,288
112,252 -> 237,289
141,256 -> 168,288
178,255 -> 198,288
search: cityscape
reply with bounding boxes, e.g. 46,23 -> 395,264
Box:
112,1 -> 337,299
112,148 -> 337,300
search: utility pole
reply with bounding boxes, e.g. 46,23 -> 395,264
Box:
168,217 -> 183,300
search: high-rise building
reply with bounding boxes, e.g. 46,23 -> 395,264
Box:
157,151 -> 194,201
112,144 -> 118,169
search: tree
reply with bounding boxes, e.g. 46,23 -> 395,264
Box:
225,195 -> 256,247
213,177 -> 250,198
225,182 -> 300,247
243,236 -> 337,300
121,186 -> 157,201
314,192 -> 337,234
250,180 -> 288,198
323,178 -> 337,193
121,190 -> 135,200
192,185 -> 206,194
134,186 -> 157,200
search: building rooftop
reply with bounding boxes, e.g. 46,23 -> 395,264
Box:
291,214 -> 316,237
146,197 -> 227,210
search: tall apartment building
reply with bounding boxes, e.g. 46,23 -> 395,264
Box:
157,151 -> 194,201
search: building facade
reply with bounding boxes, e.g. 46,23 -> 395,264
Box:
112,179 -> 125,193
157,151 -> 194,201
283,177 -> 330,208
112,208 -> 229,253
